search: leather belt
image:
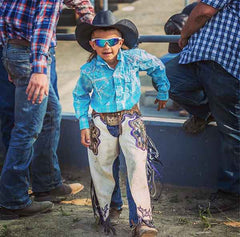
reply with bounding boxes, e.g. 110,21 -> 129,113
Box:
92,104 -> 141,134
8,39 -> 30,47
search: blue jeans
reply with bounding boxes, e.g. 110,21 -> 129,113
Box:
111,158 -> 138,227
49,47 -> 59,100
0,46 -> 15,149
160,53 -> 179,65
0,43 -> 62,209
166,56 -> 240,194
0,46 -> 59,150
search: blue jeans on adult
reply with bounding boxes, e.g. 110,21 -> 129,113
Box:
0,43 -> 62,209
49,47 -> 59,100
0,46 -> 59,151
0,46 -> 15,150
166,56 -> 240,194
160,53 -> 179,65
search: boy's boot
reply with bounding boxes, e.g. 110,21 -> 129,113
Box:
132,222 -> 158,237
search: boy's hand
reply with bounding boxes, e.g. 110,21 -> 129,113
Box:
154,99 -> 167,111
81,128 -> 91,147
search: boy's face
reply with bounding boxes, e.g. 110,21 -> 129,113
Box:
89,29 -> 124,67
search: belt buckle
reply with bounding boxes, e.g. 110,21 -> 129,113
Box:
105,115 -> 119,126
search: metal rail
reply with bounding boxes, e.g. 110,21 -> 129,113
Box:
103,0 -> 108,10
185,0 -> 190,6
56,34 -> 180,43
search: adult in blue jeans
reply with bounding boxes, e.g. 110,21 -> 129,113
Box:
0,0 -> 94,219
0,46 -> 58,152
0,47 -> 62,197
165,0 -> 240,212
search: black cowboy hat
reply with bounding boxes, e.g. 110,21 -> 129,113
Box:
75,10 -> 139,52
181,2 -> 198,15
164,13 -> 188,53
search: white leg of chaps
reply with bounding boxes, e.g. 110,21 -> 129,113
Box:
88,116 -> 119,221
88,114 -> 152,222
120,115 -> 152,221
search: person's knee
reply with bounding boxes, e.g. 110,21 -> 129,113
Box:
169,90 -> 181,101
165,55 -> 180,76
165,58 -> 185,93
9,126 -> 40,148
168,82 -> 186,102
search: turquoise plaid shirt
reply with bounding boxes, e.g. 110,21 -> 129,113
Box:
73,48 -> 170,130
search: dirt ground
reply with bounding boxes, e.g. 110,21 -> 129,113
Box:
0,169 -> 239,237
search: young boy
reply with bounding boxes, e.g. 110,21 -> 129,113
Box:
73,10 -> 169,236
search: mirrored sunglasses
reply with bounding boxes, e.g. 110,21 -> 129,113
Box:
91,37 -> 122,47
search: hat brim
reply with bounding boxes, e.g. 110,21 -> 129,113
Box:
75,19 -> 139,52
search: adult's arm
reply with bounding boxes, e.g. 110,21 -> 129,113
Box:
32,0 -> 61,75
179,2 -> 218,48
64,0 -> 95,23
27,0 -> 62,103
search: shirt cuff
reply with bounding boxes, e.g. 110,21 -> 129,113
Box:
156,92 -> 169,101
32,54 -> 48,74
79,116 -> 90,130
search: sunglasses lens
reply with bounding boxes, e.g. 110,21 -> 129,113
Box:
107,38 -> 119,46
95,39 -> 106,47
94,38 -> 120,47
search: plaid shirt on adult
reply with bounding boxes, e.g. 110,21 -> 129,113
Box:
0,0 -> 94,74
179,0 -> 240,80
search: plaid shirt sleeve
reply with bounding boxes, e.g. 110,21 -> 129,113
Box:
32,0 -> 61,74
64,0 -> 95,23
201,0 -> 232,9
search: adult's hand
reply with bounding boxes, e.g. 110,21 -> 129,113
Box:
26,73 -> 49,104
178,37 -> 189,49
